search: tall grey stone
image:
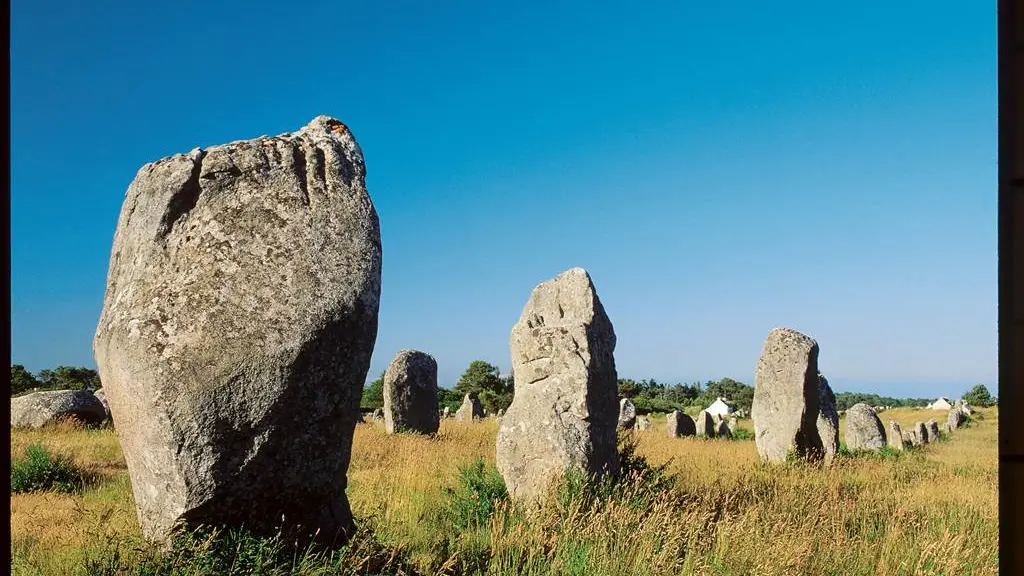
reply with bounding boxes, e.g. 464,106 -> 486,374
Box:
382,350 -> 439,435
752,328 -> 824,463
888,421 -> 906,451
618,398 -> 637,430
716,419 -> 732,438
947,408 -> 965,430
665,410 -> 695,438
10,390 -> 108,429
496,268 -> 619,506
816,373 -> 840,463
455,394 -> 484,421
695,410 -> 716,437
914,422 -> 929,445
926,419 -> 940,441
92,116 -> 381,545
844,403 -> 886,451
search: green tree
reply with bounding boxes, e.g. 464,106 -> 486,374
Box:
360,372 -> 385,410
35,366 -> 99,391
10,365 -> 40,396
962,384 -> 995,407
617,379 -> 640,399
453,360 -> 512,414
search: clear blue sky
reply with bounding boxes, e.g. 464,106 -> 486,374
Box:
10,1 -> 995,400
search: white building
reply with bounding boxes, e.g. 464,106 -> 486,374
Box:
705,397 -> 735,418
927,397 -> 953,410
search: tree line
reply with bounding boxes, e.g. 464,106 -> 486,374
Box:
10,365 -> 101,396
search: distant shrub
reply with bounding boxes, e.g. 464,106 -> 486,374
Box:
10,444 -> 88,494
730,428 -> 755,441
440,457 -> 508,530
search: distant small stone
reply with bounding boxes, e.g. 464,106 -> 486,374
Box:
634,416 -> 653,431
914,422 -> 929,445
887,421 -> 906,451
455,394 -> 484,421
10,390 -> 107,429
947,408 -> 965,431
618,398 -> 637,430
716,420 -> 732,438
665,410 -> 696,438
695,410 -> 716,437
383,350 -> 439,435
926,419 -> 940,441
844,403 -> 886,451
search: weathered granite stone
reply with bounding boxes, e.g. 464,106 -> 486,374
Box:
634,416 -> 653,431
93,388 -> 112,422
888,421 -> 906,451
496,268 -> 619,505
914,422 -> 929,445
92,116 -> 381,545
455,394 -> 484,421
665,410 -> 695,438
816,373 -> 840,463
10,390 -> 107,428
382,350 -> 439,435
716,419 -> 732,438
844,403 -> 886,451
947,408 -> 965,431
926,419 -> 940,442
618,398 -> 637,430
752,328 -> 823,463
695,410 -> 716,437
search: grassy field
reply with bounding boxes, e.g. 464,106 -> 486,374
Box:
10,407 -> 997,575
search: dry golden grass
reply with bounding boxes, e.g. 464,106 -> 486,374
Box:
10,408 -> 998,575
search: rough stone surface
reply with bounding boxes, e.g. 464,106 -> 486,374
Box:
496,267 -> 619,506
92,116 -> 381,545
694,410 -> 715,437
94,388 -> 113,422
752,328 -> 824,463
816,373 -> 840,463
947,409 -> 965,430
442,406 -> 451,418
727,418 -> 737,434
904,430 -> 918,446
926,419 -> 940,441
844,403 -> 886,451
618,398 -> 637,430
888,421 -> 906,451
716,420 -> 732,438
914,422 -> 929,445
382,350 -> 439,435
455,394 -> 484,421
634,416 -> 652,431
10,390 -> 108,429
372,408 -> 384,421
665,410 -> 695,438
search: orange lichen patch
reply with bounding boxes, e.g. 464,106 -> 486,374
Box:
324,118 -> 348,133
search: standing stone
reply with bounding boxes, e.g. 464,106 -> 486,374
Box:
905,428 -> 921,446
455,394 -> 484,421
727,418 -> 738,434
618,398 -> 637,430
634,416 -> 653,431
10,390 -> 108,429
947,408 -> 965,430
372,408 -> 385,421
888,421 -> 906,451
845,403 -> 886,451
382,350 -> 439,435
92,116 -> 381,545
93,388 -> 112,422
752,328 -> 824,463
716,420 -> 732,438
816,373 -> 840,463
665,410 -> 696,438
496,267 -> 619,505
497,408 -> 505,417
695,410 -> 716,437
926,419 -> 940,441
914,422 -> 929,444
442,406 -> 451,419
